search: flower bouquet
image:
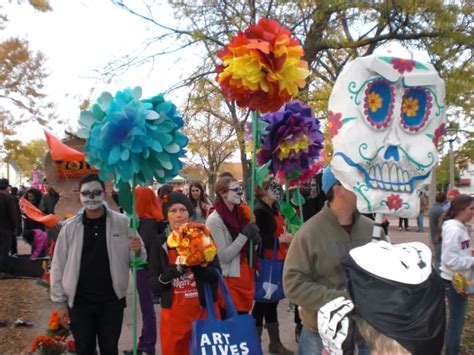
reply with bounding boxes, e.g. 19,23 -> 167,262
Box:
167,222 -> 217,266
31,310 -> 75,354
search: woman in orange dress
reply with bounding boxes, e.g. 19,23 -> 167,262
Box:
206,176 -> 261,315
148,192 -> 220,355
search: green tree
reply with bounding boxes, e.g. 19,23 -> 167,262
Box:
111,0 -> 473,184
3,138 -> 47,177
0,0 -> 54,139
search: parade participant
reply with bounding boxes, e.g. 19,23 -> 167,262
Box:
206,176 -> 261,314
22,229 -> 48,259
50,174 -> 146,355
429,192 -> 447,268
440,194 -> 474,355
123,187 -> 163,355
252,178 -> 293,355
188,180 -> 211,223
23,187 -> 45,231
416,191 -> 428,232
444,188 -> 461,211
283,165 -> 376,354
0,178 -> 17,274
39,184 -> 60,215
318,241 -> 445,355
9,186 -> 22,256
148,191 -> 220,355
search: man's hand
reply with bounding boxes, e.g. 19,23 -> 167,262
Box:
318,297 -> 354,355
58,308 -> 70,329
129,236 -> 141,254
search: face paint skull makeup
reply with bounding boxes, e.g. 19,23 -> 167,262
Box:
226,181 -> 243,205
79,181 -> 105,211
267,180 -> 283,201
329,55 -> 445,217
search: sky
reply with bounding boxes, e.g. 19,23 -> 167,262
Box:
4,0 -> 193,141
4,0 -> 442,148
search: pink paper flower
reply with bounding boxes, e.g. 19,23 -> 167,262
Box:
432,123 -> 446,147
328,111 -> 343,138
390,58 -> 416,74
386,194 -> 403,211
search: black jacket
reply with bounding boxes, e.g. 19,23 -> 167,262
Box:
254,198 -> 279,251
148,231 -> 221,309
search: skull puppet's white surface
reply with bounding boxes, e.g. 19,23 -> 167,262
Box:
329,55 -> 445,217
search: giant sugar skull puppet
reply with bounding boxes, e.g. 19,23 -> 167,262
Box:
329,55 -> 445,217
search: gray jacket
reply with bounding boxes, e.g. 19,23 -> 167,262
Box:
50,207 -> 146,308
206,211 -> 248,277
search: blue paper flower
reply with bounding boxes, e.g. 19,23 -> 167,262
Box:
77,87 -> 188,185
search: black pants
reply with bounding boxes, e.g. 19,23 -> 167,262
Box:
69,298 -> 125,355
252,301 -> 279,327
0,230 -> 13,273
10,233 -> 17,255
398,218 -> 409,229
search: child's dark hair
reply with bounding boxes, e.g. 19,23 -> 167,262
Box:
78,174 -> 105,191
23,230 -> 35,245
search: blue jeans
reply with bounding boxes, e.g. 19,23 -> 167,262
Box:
444,279 -> 468,355
417,213 -> 424,232
299,325 -> 370,355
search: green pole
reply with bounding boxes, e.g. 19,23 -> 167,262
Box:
297,186 -> 304,224
249,110 -> 259,267
131,180 -> 138,355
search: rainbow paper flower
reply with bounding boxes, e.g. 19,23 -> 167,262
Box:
216,19 -> 309,113
257,100 -> 323,179
77,87 -> 188,185
167,222 -> 217,266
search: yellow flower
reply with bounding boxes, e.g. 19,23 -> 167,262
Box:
277,136 -> 309,160
367,92 -> 382,112
402,97 -> 419,117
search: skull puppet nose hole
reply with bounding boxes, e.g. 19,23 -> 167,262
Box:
384,145 -> 400,162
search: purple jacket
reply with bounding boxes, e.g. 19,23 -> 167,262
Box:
31,229 -> 48,259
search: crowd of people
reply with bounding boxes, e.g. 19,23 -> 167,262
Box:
0,169 -> 473,354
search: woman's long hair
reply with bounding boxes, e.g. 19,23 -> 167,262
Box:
443,194 -> 473,222
135,187 -> 163,221
214,176 -> 235,204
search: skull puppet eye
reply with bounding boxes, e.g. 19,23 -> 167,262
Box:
400,87 -> 432,133
363,79 -> 395,129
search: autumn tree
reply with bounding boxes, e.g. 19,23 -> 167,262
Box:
3,138 -> 47,177
0,0 -> 54,140
111,0 -> 473,185
183,79 -> 238,197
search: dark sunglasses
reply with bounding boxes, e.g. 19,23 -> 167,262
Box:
228,187 -> 242,193
79,190 -> 104,197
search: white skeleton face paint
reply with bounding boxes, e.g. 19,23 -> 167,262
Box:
329,55 -> 445,217
226,181 -> 242,205
267,180 -> 283,201
79,181 -> 105,211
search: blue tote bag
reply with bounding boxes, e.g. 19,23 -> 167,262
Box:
254,240 -> 285,303
190,270 -> 263,355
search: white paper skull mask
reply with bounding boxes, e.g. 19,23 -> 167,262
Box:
328,55 -> 446,217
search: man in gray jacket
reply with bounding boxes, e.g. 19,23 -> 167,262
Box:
283,166 -> 375,355
50,174 -> 146,355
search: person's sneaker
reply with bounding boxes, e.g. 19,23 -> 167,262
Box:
398,227 -> 402,231
123,350 -> 142,355
405,228 -> 410,231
